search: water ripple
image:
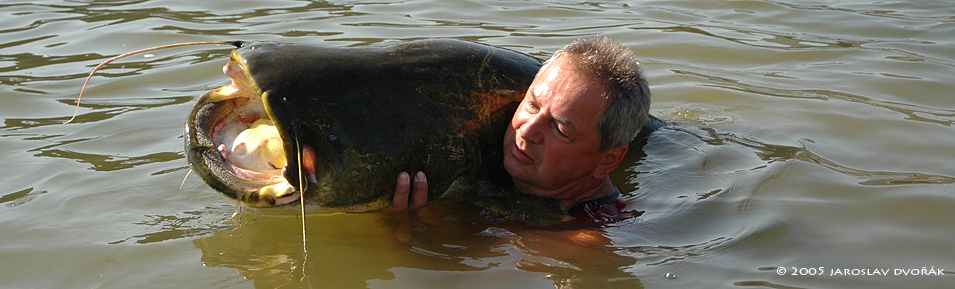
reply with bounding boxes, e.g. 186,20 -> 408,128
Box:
675,70 -> 955,127
668,125 -> 955,185
774,1 -> 955,23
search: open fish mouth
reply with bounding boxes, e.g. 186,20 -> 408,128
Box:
185,47 -> 301,208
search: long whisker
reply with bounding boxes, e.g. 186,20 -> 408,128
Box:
295,135 -> 311,286
179,169 -> 193,190
63,41 -> 244,124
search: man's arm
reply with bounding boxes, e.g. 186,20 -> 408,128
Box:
392,171 -> 429,209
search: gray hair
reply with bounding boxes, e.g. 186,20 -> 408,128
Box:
545,36 -> 651,151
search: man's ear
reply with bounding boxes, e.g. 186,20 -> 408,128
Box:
592,145 -> 629,179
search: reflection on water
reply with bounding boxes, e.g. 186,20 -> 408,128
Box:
110,205 -> 235,245
0,187 -> 47,208
2,0 -> 954,288
194,205 -> 647,288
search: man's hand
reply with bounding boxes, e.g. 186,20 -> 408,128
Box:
392,171 -> 428,209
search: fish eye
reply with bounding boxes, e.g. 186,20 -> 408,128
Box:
328,132 -> 339,142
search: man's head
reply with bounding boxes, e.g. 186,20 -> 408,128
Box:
503,36 -> 650,202
548,36 -> 651,151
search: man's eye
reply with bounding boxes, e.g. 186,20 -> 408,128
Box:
525,101 -> 539,113
555,124 -> 569,139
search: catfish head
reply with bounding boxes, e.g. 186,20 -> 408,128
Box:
185,39 -> 541,213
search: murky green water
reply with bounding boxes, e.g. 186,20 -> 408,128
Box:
2,0 -> 954,288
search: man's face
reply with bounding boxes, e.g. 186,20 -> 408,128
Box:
503,56 -> 613,199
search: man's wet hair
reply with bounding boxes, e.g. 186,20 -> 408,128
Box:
545,36 -> 651,151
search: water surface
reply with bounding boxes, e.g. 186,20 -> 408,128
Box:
2,0 -> 954,288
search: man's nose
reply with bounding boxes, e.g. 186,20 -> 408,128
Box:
519,114 -> 546,144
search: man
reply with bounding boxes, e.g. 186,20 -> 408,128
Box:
393,36 -> 650,223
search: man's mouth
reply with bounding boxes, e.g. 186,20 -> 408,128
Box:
509,140 -> 534,164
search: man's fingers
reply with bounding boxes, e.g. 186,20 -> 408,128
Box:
392,172 -> 411,209
410,171 -> 428,209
